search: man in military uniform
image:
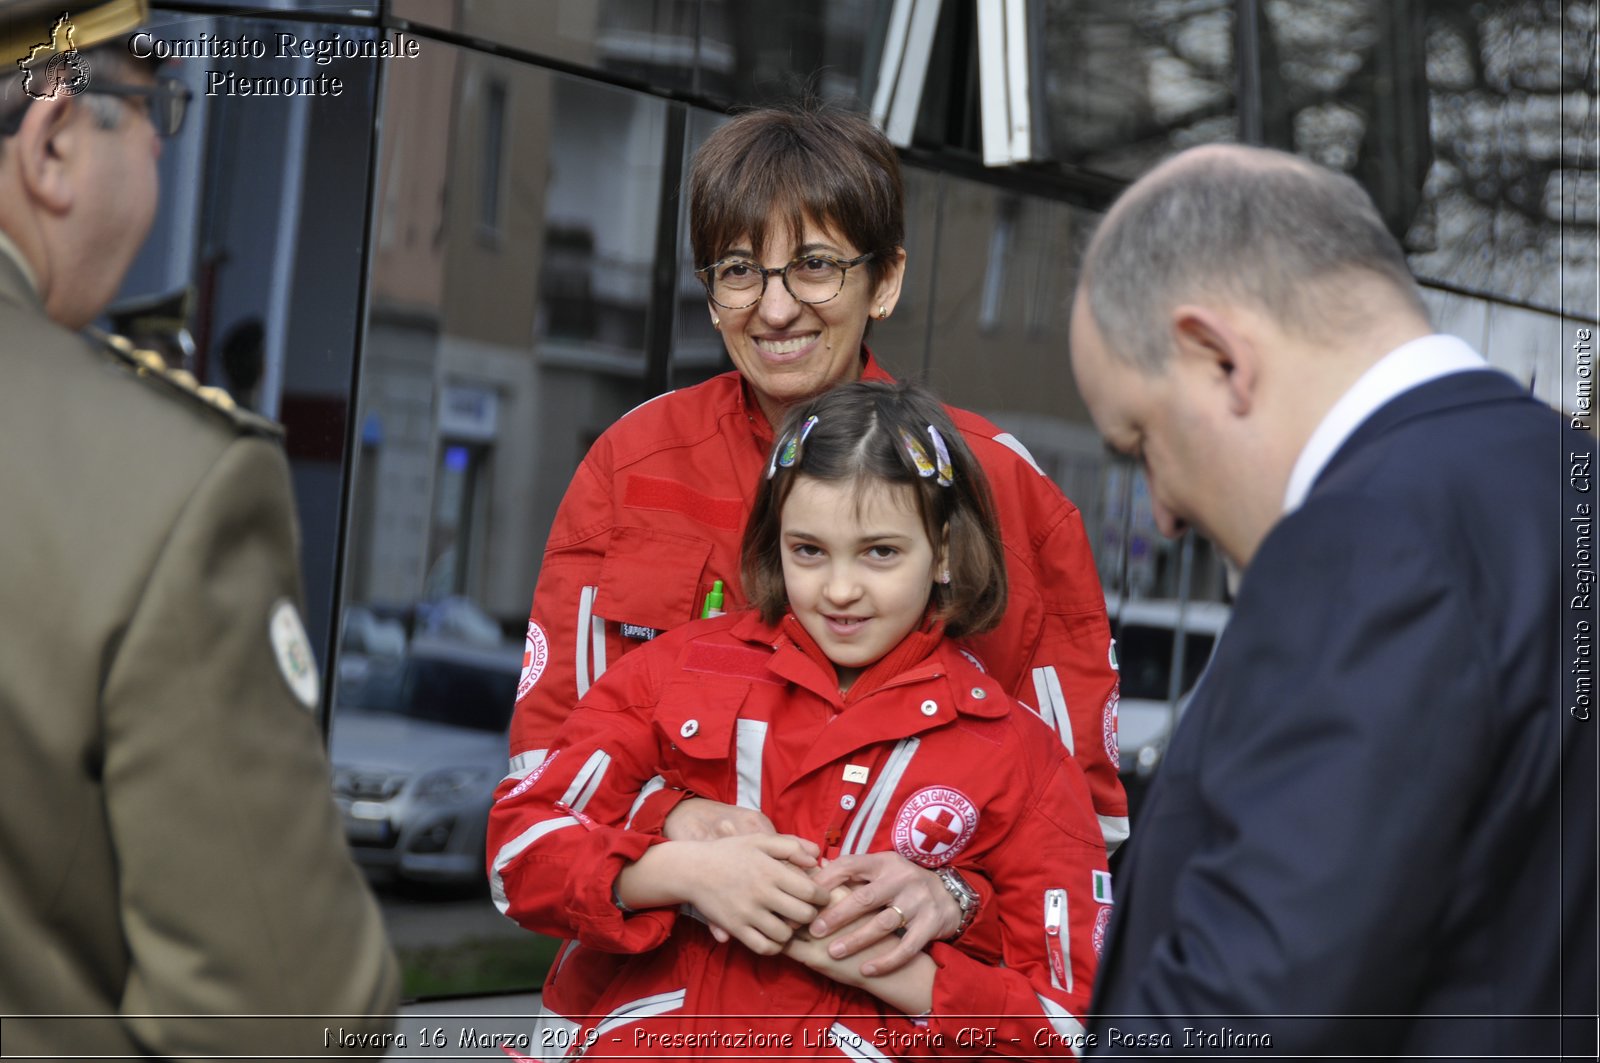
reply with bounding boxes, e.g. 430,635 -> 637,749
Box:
0,1 -> 399,1055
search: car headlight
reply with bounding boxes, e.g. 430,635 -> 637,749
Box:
413,766 -> 496,803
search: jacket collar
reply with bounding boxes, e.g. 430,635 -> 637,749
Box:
726,608 -> 1008,719
737,347 -> 896,444
1312,367 -> 1526,501
0,232 -> 41,311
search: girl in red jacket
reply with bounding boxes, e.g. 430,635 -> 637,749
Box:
489,382 -> 1107,1059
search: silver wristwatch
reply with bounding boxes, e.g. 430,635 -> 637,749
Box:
936,866 -> 979,938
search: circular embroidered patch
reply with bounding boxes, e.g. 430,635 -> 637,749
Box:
269,599 -> 319,711
517,620 -> 550,701
1102,686 -> 1121,770
892,786 -> 979,868
1093,904 -> 1113,957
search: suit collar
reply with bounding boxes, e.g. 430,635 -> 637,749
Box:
1310,367 -> 1527,501
1284,335 -> 1488,513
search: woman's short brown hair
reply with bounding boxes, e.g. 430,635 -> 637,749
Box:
688,103 -> 904,286
740,381 -> 1007,639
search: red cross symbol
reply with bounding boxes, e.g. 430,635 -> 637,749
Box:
914,808 -> 961,852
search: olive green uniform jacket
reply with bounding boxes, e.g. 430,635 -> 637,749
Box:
0,246 -> 399,1058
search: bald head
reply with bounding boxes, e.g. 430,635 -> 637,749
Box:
1079,144 -> 1431,372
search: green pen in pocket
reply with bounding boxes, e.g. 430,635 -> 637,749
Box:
700,579 -> 725,619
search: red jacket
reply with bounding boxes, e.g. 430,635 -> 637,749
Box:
489,611 -> 1109,1059
508,352 -> 1127,849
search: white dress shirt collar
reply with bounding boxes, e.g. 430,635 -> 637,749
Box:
1282,334 -> 1488,513
0,228 -> 39,298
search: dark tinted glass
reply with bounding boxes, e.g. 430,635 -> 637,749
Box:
1260,0 -> 1593,318
1035,0 -> 1238,179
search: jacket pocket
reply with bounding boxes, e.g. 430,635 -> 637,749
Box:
595,525 -> 714,634
652,679 -> 749,801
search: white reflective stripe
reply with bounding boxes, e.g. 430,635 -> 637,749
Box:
1031,667 -> 1060,734
830,1023 -> 892,1062
842,738 -> 920,855
490,816 -> 579,914
504,748 -> 548,783
549,938 -> 582,984
575,586 -> 598,697
1040,665 -> 1074,755
592,988 -> 687,1039
736,719 -> 768,811
625,775 -> 666,829
560,749 -> 612,813
993,431 -> 1046,476
1035,993 -> 1088,1041
1099,814 -> 1130,854
529,1007 -> 579,1063
591,607 -> 608,683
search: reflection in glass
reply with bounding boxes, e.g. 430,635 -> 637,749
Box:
340,39 -> 674,1000
1036,0 -> 1238,179
1261,0 -> 1594,318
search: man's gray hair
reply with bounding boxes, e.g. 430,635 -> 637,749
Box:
1081,145 -> 1430,371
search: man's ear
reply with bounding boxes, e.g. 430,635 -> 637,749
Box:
1170,303 -> 1258,416
11,96 -> 78,214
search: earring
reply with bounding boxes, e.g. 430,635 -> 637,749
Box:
877,306 -> 889,320
938,569 -> 951,585
712,316 -> 721,330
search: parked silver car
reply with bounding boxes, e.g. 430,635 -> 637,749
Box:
1107,596 -> 1230,779
330,635 -> 519,886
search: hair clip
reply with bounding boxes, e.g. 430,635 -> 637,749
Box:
766,434 -> 786,479
899,428 -> 936,479
768,416 -> 819,479
927,425 -> 954,487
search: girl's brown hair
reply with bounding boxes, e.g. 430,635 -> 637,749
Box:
740,381 -> 1007,639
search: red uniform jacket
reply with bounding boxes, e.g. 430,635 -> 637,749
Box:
489,611 -> 1110,1059
508,352 -> 1126,850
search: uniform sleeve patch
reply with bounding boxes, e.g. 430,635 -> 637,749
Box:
518,620 -> 550,701
1102,686 -> 1121,770
892,786 -> 979,867
269,599 -> 320,711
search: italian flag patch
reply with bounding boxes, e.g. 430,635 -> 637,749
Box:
1093,869 -> 1113,905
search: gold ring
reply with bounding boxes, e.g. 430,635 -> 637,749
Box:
887,904 -> 907,929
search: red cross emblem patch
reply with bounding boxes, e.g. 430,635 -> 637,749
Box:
892,786 -> 978,867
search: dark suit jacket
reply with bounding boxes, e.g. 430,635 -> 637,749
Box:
1088,370 -> 1597,1059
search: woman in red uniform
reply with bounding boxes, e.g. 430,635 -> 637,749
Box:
504,104 -> 1123,952
490,383 -> 1107,1058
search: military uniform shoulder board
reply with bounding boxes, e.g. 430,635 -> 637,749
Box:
93,328 -> 285,439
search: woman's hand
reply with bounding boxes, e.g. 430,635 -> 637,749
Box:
786,898 -> 935,1015
807,852 -> 962,976
663,797 -> 777,841
618,834 -> 830,956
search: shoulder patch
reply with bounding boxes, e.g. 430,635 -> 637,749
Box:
269,599 -> 320,711
681,641 -> 783,685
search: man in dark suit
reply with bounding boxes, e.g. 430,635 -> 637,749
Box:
1071,144 -> 1596,1057
0,1 -> 397,1055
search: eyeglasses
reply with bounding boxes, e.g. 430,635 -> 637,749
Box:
79,77 -> 192,137
695,251 -> 876,310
